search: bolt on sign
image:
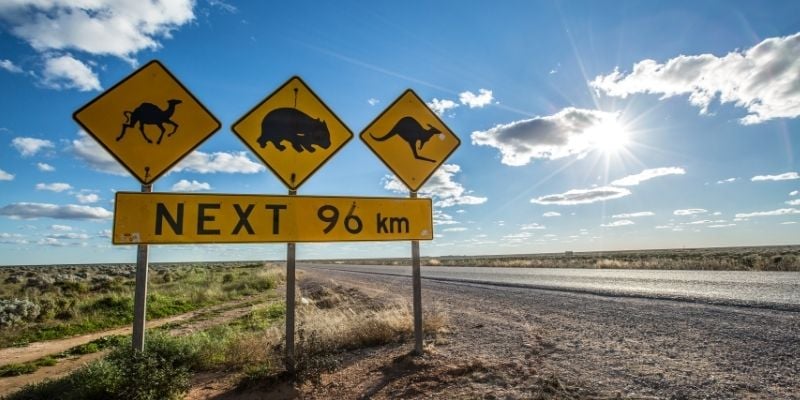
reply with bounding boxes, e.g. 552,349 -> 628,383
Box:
360,90 -> 461,192
73,60 -> 221,185
113,192 -> 433,244
231,76 -> 353,190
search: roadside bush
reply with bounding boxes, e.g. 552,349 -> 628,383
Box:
106,345 -> 190,400
7,333 -> 192,400
0,298 -> 41,328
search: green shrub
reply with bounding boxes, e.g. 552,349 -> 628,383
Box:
106,346 -> 190,400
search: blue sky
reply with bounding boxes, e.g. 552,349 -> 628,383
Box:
1,0 -> 799,265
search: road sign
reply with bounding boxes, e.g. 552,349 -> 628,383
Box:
73,60 -> 221,185
113,192 -> 433,244
360,89 -> 461,192
231,77 -> 353,190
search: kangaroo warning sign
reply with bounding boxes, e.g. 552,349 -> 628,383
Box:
232,76 -> 353,191
113,192 -> 433,244
73,60 -> 221,185
360,90 -> 460,192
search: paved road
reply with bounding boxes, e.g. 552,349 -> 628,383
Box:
304,264 -> 800,310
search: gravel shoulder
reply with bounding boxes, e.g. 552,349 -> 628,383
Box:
291,267 -> 800,399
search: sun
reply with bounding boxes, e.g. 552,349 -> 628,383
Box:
589,116 -> 630,154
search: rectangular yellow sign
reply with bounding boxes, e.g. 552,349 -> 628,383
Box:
113,192 -> 433,244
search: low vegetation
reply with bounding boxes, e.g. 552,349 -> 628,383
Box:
5,279 -> 448,400
319,245 -> 800,271
0,262 -> 283,348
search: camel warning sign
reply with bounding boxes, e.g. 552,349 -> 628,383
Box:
73,60 -> 221,185
360,90 -> 460,192
232,77 -> 353,191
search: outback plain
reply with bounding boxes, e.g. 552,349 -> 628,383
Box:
0,246 -> 798,399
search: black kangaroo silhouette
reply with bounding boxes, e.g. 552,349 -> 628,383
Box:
117,99 -> 182,144
370,116 -> 441,163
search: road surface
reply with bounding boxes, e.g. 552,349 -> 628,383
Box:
304,264 -> 800,311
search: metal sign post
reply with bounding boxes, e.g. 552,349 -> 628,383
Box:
132,183 -> 152,351
410,191 -> 423,355
285,189 -> 297,374
359,88 -> 459,356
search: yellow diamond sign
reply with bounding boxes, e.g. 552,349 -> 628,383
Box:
232,76 -> 353,190
360,90 -> 460,192
73,60 -> 221,185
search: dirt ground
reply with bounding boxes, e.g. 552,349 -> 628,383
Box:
186,267 -> 800,399
0,293 -> 279,396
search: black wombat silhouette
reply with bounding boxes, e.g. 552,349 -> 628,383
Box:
117,99 -> 182,144
370,117 -> 441,163
257,108 -> 331,152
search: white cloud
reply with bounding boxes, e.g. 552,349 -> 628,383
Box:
542,211 -> 561,217
0,169 -> 13,181
76,193 -> 100,204
0,202 -> 112,220
41,54 -> 101,91
791,190 -> 799,196
433,210 -> 459,225
171,179 -> 211,192
367,98 -> 379,106
459,89 -> 493,108
0,59 -> 23,73
1,0 -> 195,63
503,231 -> 533,242
426,98 -> 459,116
781,221 -> 797,225
442,227 -> 467,232
51,224 -> 73,231
207,0 -> 237,13
12,137 -> 54,156
610,167 -> 685,186
674,208 -> 708,216
174,151 -> 265,174
98,229 -> 112,238
681,219 -> 726,225
751,172 -> 799,182
521,223 -> 546,230
786,199 -> 800,206
70,130 -> 128,175
471,107 -> 619,166
716,177 -> 737,184
591,32 -> 800,124
35,182 -> 73,192
601,219 -> 634,228
47,232 -> 89,240
383,164 -> 487,208
735,208 -> 800,218
36,162 -> 55,172
708,224 -> 736,228
612,211 -> 654,218
38,237 -> 65,247
531,186 -> 631,205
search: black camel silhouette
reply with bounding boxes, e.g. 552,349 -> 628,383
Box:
117,99 -> 182,144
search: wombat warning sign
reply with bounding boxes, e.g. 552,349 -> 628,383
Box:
232,76 -> 353,191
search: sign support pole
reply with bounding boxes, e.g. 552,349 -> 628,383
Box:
132,183 -> 152,352
410,191 -> 424,355
285,189 -> 297,374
